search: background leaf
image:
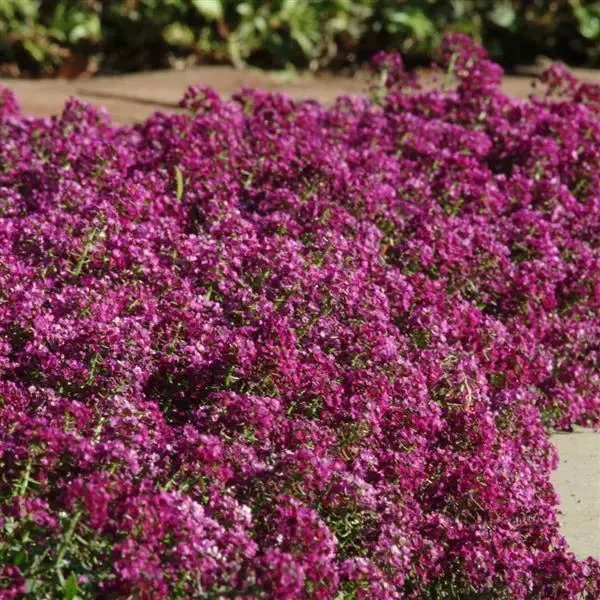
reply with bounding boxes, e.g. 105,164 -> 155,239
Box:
192,0 -> 223,21
0,0 -> 599,76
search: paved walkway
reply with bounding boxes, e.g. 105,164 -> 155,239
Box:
2,67 -> 369,123
0,65 -> 599,560
2,65 -> 599,124
551,428 -> 600,560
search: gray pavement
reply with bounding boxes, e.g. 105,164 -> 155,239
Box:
551,428 -> 600,560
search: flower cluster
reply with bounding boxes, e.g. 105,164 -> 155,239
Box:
0,35 -> 598,599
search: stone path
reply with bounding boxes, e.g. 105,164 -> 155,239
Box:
0,64 -> 599,560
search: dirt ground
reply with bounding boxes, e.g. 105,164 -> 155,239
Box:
1,64 -> 599,560
3,64 -> 599,124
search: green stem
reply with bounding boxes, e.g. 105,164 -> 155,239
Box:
54,510 -> 83,570
13,457 -> 32,497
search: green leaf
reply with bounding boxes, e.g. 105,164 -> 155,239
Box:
71,226 -> 101,277
163,22 -> 195,47
291,29 -> 315,56
68,14 -> 101,44
175,166 -> 184,201
192,0 -> 223,21
63,572 -> 78,600
23,40 -> 46,63
580,17 -> 600,39
383,9 -> 435,40
488,3 -> 516,29
25,579 -> 36,594
574,7 -> 600,39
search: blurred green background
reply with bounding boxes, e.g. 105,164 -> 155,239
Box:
0,0 -> 598,77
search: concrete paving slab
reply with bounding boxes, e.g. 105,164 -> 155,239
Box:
551,427 -> 600,560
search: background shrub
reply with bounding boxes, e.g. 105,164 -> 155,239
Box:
0,0 -> 599,77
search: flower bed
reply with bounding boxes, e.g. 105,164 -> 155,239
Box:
0,36 -> 598,599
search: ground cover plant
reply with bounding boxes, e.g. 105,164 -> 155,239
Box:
0,34 -> 599,598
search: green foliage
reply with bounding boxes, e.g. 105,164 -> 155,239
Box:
0,511 -> 112,599
0,1 -> 598,76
